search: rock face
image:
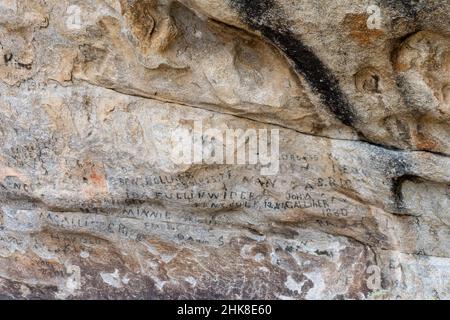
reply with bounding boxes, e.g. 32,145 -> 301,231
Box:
0,0 -> 449,299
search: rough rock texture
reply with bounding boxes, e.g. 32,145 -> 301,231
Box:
0,0 -> 449,299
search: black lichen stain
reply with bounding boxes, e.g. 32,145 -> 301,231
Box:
367,146 -> 415,212
387,153 -> 414,211
228,0 -> 357,127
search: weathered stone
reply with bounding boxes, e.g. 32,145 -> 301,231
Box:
0,0 -> 449,299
